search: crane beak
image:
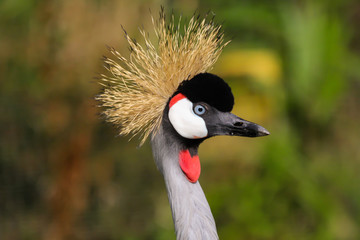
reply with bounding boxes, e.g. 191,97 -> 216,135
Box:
206,112 -> 270,138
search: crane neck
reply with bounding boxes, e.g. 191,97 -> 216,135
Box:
151,120 -> 219,240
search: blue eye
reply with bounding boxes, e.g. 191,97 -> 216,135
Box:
194,104 -> 206,115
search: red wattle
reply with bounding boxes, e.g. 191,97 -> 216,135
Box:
179,150 -> 201,183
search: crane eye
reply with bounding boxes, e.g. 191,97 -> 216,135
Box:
193,104 -> 206,116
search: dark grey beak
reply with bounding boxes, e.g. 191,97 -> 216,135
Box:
227,115 -> 270,137
205,111 -> 270,138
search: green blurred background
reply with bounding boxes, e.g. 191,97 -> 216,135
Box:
1,0 -> 360,239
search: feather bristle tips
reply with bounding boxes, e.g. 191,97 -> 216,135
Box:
96,9 -> 229,145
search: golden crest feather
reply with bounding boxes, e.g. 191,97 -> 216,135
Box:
96,10 -> 229,145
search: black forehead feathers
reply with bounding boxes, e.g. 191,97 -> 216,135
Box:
176,73 -> 234,112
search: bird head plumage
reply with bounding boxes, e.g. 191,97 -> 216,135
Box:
96,10 -> 229,145
97,9 -> 269,145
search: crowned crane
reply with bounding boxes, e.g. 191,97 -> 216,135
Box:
97,10 -> 269,240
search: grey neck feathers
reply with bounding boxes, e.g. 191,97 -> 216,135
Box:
151,125 -> 219,240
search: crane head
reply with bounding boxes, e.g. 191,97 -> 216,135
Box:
168,73 -> 270,140
97,10 -> 269,147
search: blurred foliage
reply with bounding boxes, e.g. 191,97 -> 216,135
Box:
0,0 -> 359,239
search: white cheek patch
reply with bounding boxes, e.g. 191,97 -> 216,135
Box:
168,98 -> 208,139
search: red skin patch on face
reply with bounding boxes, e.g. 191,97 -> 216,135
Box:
169,93 -> 186,108
179,150 -> 201,183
